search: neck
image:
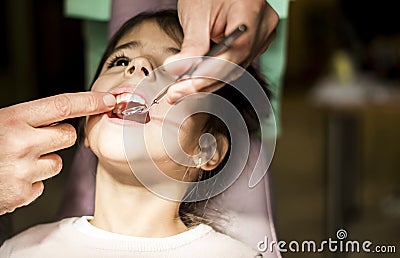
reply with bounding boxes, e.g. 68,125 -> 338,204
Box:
90,162 -> 187,237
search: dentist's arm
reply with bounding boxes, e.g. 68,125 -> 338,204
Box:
0,92 -> 115,215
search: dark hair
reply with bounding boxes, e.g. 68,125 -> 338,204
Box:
92,9 -> 271,228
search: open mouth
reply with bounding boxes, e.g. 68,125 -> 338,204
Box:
109,93 -> 150,123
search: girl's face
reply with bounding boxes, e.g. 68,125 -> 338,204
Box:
86,21 -> 209,179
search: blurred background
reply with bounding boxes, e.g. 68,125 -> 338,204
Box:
0,0 -> 399,257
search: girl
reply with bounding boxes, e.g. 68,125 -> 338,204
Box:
0,10 -> 268,257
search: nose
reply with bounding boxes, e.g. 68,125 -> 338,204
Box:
125,57 -> 153,78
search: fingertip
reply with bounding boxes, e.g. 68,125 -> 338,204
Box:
165,95 -> 176,105
166,80 -> 197,104
27,181 -> 44,205
33,181 -> 45,195
166,86 -> 183,104
102,93 -> 116,108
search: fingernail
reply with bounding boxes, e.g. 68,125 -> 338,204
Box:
103,94 -> 116,107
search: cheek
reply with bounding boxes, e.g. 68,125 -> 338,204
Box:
85,115 -> 126,162
179,115 -> 210,156
85,115 -> 106,140
91,74 -> 114,92
85,116 -> 99,153
85,115 -> 97,133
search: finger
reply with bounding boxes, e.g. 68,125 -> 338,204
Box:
221,0 -> 278,66
166,78 -> 209,103
166,56 -> 244,104
4,179 -> 45,213
34,123 -> 77,155
166,78 -> 226,104
21,181 -> 45,207
15,92 -> 116,127
33,153 -> 63,182
163,1 -> 212,75
223,2 -> 262,62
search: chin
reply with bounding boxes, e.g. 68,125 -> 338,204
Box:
88,127 -> 153,164
87,113 -> 173,167
91,139 -> 127,163
86,120 -> 126,162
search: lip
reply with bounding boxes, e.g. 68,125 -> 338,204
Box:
109,85 -> 148,104
104,112 -> 148,126
109,85 -> 136,95
109,85 -> 148,101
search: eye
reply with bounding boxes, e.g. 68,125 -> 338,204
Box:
107,54 -> 131,68
114,58 -> 130,67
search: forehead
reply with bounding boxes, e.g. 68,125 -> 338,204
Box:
116,20 -> 180,49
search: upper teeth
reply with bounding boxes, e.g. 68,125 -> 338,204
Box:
116,93 -> 145,105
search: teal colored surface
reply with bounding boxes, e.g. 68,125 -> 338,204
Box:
64,0 -> 111,21
268,0 -> 290,18
260,19 -> 288,135
83,21 -> 108,88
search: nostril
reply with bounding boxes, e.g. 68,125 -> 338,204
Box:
142,67 -> 149,76
129,65 -> 135,74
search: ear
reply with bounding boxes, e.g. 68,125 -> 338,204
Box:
201,134 -> 229,171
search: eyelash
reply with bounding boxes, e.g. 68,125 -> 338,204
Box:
106,53 -> 131,69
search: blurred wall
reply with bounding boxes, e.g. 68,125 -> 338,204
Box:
0,0 -> 85,236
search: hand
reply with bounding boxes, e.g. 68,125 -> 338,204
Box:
0,92 -> 116,215
164,0 -> 279,103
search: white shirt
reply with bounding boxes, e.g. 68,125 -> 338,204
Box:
0,217 -> 261,257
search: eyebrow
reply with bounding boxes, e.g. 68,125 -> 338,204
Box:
113,40 -> 141,53
112,40 -> 180,55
